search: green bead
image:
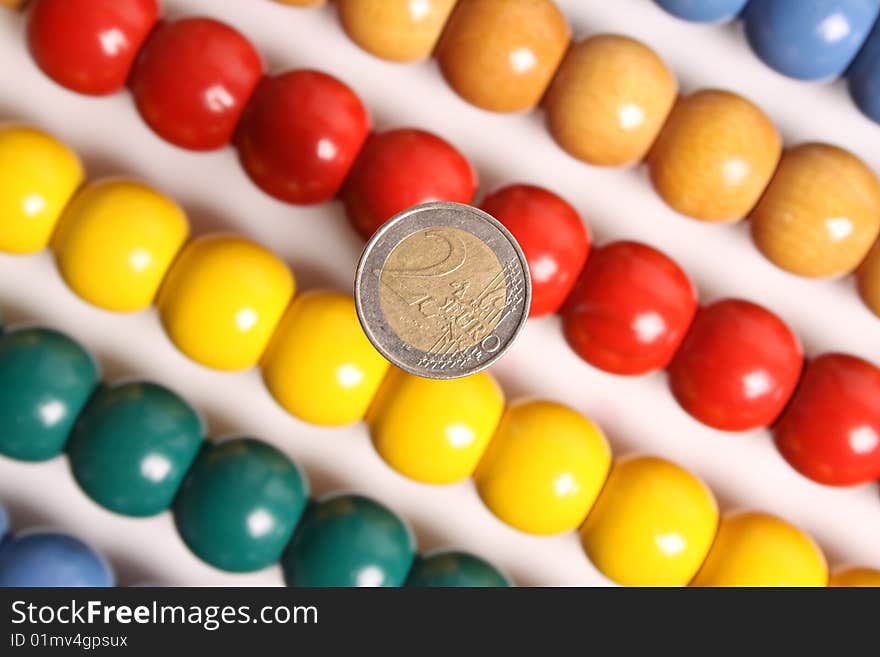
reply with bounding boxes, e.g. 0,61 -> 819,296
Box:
67,381 -> 205,517
173,438 -> 308,572
282,493 -> 415,587
0,327 -> 99,461
405,550 -> 511,587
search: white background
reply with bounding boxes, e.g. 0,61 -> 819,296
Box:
0,0 -> 878,586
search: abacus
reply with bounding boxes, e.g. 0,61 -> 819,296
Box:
0,0 -> 878,587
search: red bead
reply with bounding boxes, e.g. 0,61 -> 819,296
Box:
481,185 -> 590,317
235,70 -> 370,205
342,128 -> 477,240
130,17 -> 262,151
668,299 -> 803,432
27,0 -> 159,96
562,241 -> 696,374
774,354 -> 880,486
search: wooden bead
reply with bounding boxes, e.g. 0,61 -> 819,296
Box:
544,35 -> 677,167
751,144 -> 880,278
829,567 -> 880,587
691,511 -> 827,586
857,239 -> 880,317
647,89 -> 781,222
336,0 -> 457,62
436,0 -> 570,113
0,0 -> 25,8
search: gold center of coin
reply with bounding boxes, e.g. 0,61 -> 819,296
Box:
379,226 -> 508,354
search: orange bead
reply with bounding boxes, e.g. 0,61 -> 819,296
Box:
829,567 -> 880,587
435,0 -> 570,113
857,239 -> 880,317
336,0 -> 457,62
544,35 -> 677,167
751,144 -> 880,278
647,89 -> 782,222
0,0 -> 24,8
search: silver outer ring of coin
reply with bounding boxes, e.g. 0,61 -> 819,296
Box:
354,201 -> 532,380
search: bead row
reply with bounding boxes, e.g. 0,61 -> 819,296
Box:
0,323 -> 509,587
8,0 -> 880,317
1,315 -> 877,587
655,0 -> 880,125
4,106 -> 880,489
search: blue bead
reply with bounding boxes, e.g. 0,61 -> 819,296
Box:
654,0 -> 750,23
848,19 -> 880,121
0,530 -> 114,587
0,503 -> 8,542
744,0 -> 880,80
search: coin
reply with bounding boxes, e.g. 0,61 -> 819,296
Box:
355,201 -> 531,379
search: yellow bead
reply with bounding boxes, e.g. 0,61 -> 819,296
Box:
336,0 -> 458,62
157,234 -> 295,371
579,455 -> 718,586
691,511 -> 827,587
261,290 -> 390,426
829,567 -> 880,587
366,368 -> 504,484
474,400 -> 611,535
0,125 -> 83,254
51,178 -> 188,312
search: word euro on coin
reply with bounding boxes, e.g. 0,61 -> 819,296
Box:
355,202 -> 531,379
